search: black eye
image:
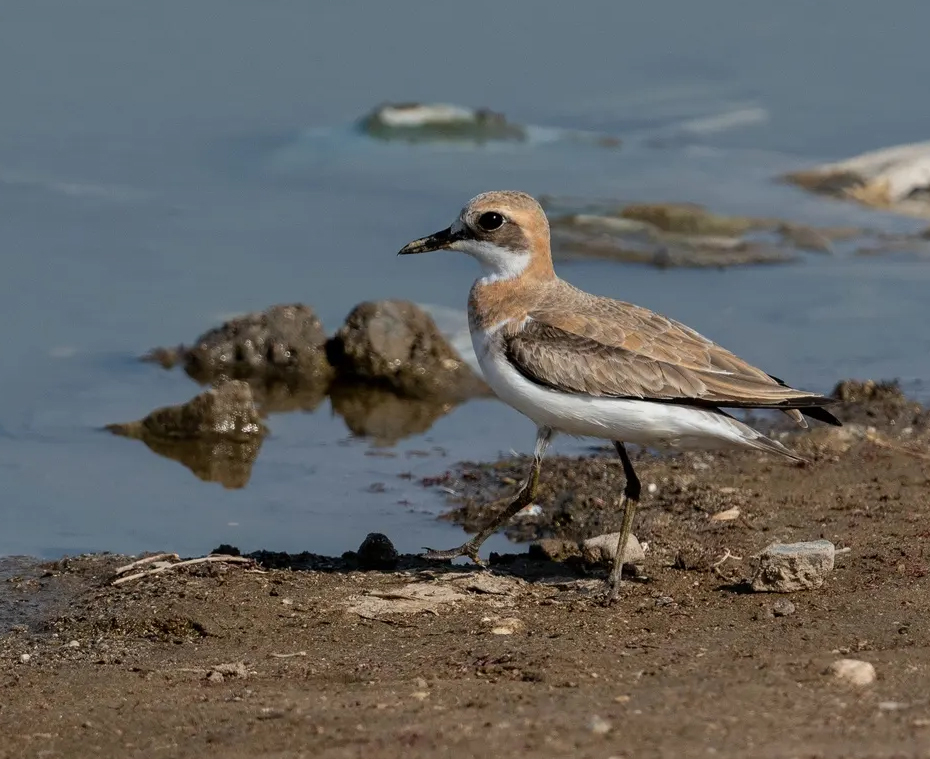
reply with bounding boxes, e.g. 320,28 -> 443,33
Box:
476,211 -> 504,231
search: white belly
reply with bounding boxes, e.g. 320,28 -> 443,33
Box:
472,327 -> 763,452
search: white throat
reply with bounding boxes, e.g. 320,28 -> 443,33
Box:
457,239 -> 531,284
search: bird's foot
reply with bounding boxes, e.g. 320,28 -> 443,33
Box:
421,542 -> 486,566
598,577 -> 624,606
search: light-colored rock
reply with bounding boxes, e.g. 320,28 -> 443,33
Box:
828,659 -> 876,687
710,506 -> 741,522
19,653 -> 31,664
785,141 -> 930,218
588,715 -> 613,735
581,532 -> 645,567
772,599 -> 796,617
750,540 -> 835,592
483,617 -> 525,636
212,661 -> 249,679
345,583 -> 469,620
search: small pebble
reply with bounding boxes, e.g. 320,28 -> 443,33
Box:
772,599 -> 796,617
827,659 -> 876,687
19,653 -> 31,664
647,483 -> 658,494
588,715 -> 612,735
66,640 -> 80,648
878,701 -> 908,711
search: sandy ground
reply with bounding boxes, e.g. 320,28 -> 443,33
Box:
2,383 -> 930,759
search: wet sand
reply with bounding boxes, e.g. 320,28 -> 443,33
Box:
3,390 -> 929,758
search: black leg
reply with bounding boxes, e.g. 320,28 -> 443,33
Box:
607,442 -> 641,602
422,427 -> 553,564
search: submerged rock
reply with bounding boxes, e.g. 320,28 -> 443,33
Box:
784,141 -> 930,218
327,300 -> 489,401
106,381 -> 266,488
329,383 -> 455,445
132,436 -> 263,489
547,199 -> 873,268
147,304 -> 334,389
551,211 -> 794,269
618,203 -> 764,237
359,103 -> 526,143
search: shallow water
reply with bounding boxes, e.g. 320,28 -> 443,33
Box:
2,0 -> 929,560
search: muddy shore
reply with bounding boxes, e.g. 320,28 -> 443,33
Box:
3,385 -> 930,758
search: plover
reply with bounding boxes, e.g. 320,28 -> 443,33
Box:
398,191 -> 840,600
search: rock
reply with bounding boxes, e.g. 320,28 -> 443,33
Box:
829,379 -> 929,433
549,204 -> 796,269
588,715 -> 612,735
784,141 -> 930,218
581,532 -> 645,567
107,381 -> 266,443
709,506 -> 741,522
328,383 -> 455,445
18,653 -> 30,664
483,617 -> 525,635
149,304 -> 333,389
344,583 -> 469,620
827,659 -> 876,687
205,670 -> 225,684
771,599 -> 796,617
619,203 -> 762,236
106,382 -> 266,489
359,103 -> 527,143
529,539 -> 582,563
212,662 -> 249,679
356,533 -> 399,570
750,540 -> 835,592
327,300 -> 488,401
776,223 -> 832,253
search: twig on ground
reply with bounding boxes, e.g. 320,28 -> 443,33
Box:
114,553 -> 180,575
112,554 -> 253,585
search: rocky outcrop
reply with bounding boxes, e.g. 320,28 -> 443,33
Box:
326,300 -> 489,402
106,381 -> 266,488
146,304 -> 333,390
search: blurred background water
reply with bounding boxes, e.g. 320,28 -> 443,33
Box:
2,0 -> 929,559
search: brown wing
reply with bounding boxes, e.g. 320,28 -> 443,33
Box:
505,315 -> 832,411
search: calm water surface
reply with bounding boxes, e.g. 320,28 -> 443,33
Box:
2,1 -> 929,559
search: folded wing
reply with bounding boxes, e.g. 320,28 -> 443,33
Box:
505,313 -> 839,424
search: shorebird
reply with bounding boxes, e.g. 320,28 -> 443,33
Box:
398,191 -> 840,600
